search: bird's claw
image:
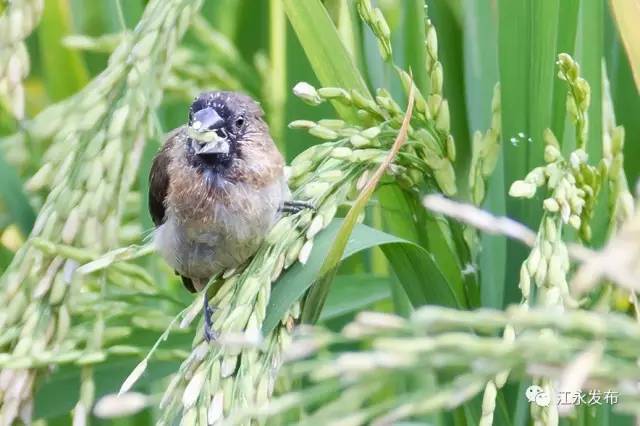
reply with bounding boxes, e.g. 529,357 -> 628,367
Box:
280,200 -> 315,214
203,294 -> 218,342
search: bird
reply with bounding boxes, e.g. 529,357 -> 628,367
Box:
148,91 -> 310,340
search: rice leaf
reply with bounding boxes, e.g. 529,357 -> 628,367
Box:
498,0 -> 560,304
263,220 -> 460,335
609,0 -> 640,91
550,0 -> 579,147
283,0 -> 370,121
0,151 -> 35,236
319,273 -> 390,321
37,0 -> 89,100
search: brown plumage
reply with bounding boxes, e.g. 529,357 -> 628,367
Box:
148,91 -> 289,293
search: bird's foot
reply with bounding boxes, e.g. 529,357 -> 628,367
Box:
280,200 -> 315,214
203,293 -> 218,342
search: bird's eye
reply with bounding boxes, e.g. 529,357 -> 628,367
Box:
234,117 -> 245,128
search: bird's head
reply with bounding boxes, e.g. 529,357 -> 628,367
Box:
185,91 -> 265,171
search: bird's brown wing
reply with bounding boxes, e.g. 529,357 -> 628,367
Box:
148,130 -> 198,294
148,130 -> 178,227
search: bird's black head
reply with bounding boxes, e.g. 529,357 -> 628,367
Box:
186,91 -> 264,171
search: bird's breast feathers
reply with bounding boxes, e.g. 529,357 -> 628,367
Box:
153,130 -> 289,280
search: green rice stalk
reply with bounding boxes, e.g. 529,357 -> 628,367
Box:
227,305 -> 640,424
602,65 -> 634,235
469,84 -> 502,206
0,0 -> 203,423
0,0 -> 43,118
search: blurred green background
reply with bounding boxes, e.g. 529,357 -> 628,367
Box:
1,0 -> 639,424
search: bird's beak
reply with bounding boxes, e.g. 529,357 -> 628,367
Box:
187,107 -> 230,156
194,135 -> 230,156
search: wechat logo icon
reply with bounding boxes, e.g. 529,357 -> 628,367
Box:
526,385 -> 551,407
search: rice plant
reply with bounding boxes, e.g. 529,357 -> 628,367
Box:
0,0 -> 639,425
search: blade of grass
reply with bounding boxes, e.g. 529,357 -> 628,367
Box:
578,0 -> 604,160
380,237 -> 464,309
34,357 -> 180,419
377,185 -> 466,313
324,0 -> 359,63
234,0 -> 268,62
462,0 -> 498,133
498,3 -> 561,421
498,0 -> 530,233
269,0 -> 287,154
38,0 -> 90,101
300,85 -> 415,324
428,0 -> 472,193
283,0 -> 370,157
498,0 -> 560,305
609,0 -> 640,91
263,219 -> 462,335
403,0 -> 428,94
529,1 -> 560,166
283,29 -> 335,158
378,185 -> 466,306
283,0 -> 371,121
0,151 -> 36,237
204,0 -> 241,37
461,0 -> 504,309
550,0 -> 580,148
480,156 -> 507,309
605,4 -> 640,185
319,273 -> 390,321
577,0 -> 607,246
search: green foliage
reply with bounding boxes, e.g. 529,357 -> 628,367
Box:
0,0 -> 638,425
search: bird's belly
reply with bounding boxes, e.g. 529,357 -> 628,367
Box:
154,180 -> 287,282
157,224 -> 262,280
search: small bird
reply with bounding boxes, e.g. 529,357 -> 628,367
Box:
148,91 -> 308,339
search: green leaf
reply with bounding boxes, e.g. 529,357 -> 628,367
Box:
479,158 -> 507,309
497,0 -> 530,224
268,0 -> 288,155
319,273 -> 390,321
578,0 -> 608,246
34,357 -> 178,419
498,0 -> 561,198
283,0 -> 371,121
34,328 -> 191,419
0,151 -> 36,236
204,0 -> 242,37
578,0 -> 604,160
605,6 -> 640,185
550,0 -> 579,147
498,0 -> 560,304
428,1 -> 472,192
460,0 -> 507,307
380,237 -> 464,309
402,0 -> 428,94
462,0 -> 498,133
378,185 -> 470,308
262,220 -> 461,335
234,0 -> 268,62
38,0 -> 90,101
528,1 -> 560,170
609,0 -> 640,91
